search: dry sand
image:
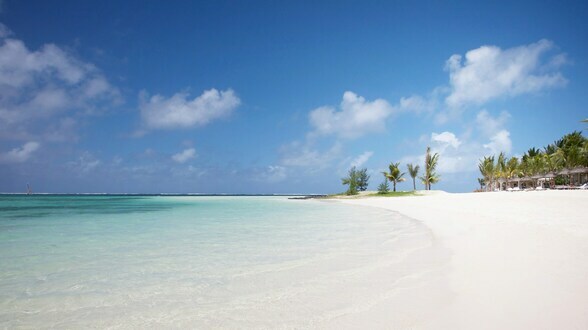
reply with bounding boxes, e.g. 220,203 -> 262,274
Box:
337,190 -> 588,329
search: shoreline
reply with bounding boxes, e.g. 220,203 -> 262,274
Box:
335,190 -> 588,328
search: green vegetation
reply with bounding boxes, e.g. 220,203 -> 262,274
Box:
369,191 -> 417,197
478,131 -> 588,190
341,166 -> 370,195
339,147 -> 441,194
420,146 -> 440,190
377,178 -> 390,194
326,192 -> 347,197
357,168 -> 370,192
477,178 -> 485,190
406,163 -> 420,191
382,162 -> 405,192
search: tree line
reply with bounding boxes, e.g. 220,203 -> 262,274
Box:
341,146 -> 440,195
478,131 -> 588,190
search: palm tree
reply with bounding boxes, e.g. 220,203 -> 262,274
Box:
495,152 -> 506,190
558,131 -> 588,184
477,178 -> 485,190
478,156 -> 495,191
527,147 -> 541,158
479,130 -> 587,189
523,154 -> 547,188
519,152 -> 534,188
544,143 -> 558,155
383,162 -> 405,192
422,147 -> 431,190
420,146 -> 440,190
582,142 -> 588,167
406,163 -> 420,191
505,156 -> 519,189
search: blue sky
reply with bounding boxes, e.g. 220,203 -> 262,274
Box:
0,0 -> 586,193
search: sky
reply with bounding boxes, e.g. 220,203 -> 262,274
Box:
0,0 -> 587,194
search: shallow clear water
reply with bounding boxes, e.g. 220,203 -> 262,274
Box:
0,195 -> 438,328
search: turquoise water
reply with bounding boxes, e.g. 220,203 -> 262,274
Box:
0,195 -> 436,328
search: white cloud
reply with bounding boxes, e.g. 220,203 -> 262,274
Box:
428,132 -> 475,173
44,117 -> 78,142
476,110 -> 510,137
0,141 -> 39,163
0,23 -> 12,38
309,91 -> 394,139
0,25 -> 120,140
431,131 -> 461,149
28,87 -> 70,114
67,152 -> 101,173
402,114 -> 511,176
139,88 -> 240,130
401,121 -> 512,175
445,39 -> 567,108
279,141 -> 342,170
475,110 -> 512,154
83,77 -> 112,98
171,148 -> 196,163
483,129 -> 512,154
0,39 -> 88,89
253,165 -> 287,183
350,151 -> 373,168
398,94 -> 435,114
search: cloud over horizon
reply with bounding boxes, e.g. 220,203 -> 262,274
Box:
0,23 -> 121,141
279,141 -> 342,170
0,14 -> 576,195
139,88 -> 240,131
400,108 -> 514,175
171,148 -> 196,163
0,141 -> 40,164
309,91 -> 394,139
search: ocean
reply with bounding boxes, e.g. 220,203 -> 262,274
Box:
0,195 -> 438,328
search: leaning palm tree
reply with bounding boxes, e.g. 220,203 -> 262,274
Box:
406,163 -> 420,191
383,162 -> 405,192
420,146 -> 440,190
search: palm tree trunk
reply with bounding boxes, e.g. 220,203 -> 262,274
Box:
412,178 -> 416,191
393,181 -> 396,192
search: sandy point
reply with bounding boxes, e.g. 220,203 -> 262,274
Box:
336,190 -> 588,329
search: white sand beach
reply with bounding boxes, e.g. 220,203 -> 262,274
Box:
338,190 -> 588,329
